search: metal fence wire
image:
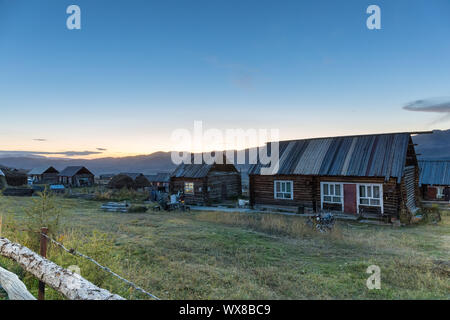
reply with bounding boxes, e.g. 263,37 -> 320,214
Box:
40,233 -> 160,300
1,223 -> 159,300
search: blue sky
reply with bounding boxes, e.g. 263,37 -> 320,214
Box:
0,0 -> 449,157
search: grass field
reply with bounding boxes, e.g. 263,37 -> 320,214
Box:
0,195 -> 449,300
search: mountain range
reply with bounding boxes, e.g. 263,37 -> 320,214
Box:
1,129 -> 448,175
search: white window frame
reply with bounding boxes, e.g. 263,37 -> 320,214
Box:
320,182 -> 343,209
184,182 -> 194,194
357,183 -> 383,213
274,180 -> 293,200
436,186 -> 444,199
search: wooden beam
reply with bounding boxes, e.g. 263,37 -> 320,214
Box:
0,266 -> 36,300
0,237 -> 125,300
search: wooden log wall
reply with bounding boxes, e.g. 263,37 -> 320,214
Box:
250,174 -> 403,217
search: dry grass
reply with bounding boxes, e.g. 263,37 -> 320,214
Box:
195,211 -> 343,240
0,195 -> 449,300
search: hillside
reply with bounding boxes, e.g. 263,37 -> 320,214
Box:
0,130 -> 448,174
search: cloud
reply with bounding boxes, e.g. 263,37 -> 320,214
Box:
33,138 -> 47,142
403,97 -> 450,124
403,98 -> 450,113
0,150 -> 104,158
96,148 -> 107,151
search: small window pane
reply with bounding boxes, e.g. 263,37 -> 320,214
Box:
360,198 -> 369,205
373,186 -> 380,198
370,199 -> 380,206
286,182 -> 291,193
335,185 -> 341,196
360,186 -> 366,197
367,186 -> 372,198
276,182 -> 280,192
332,196 -> 341,203
324,196 -> 332,202
330,184 -> 334,195
324,184 -> 329,195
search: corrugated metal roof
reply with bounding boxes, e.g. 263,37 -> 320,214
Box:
0,169 -> 4,176
418,160 -> 450,186
249,133 -> 412,182
171,163 -> 213,178
28,166 -> 58,175
59,166 -> 93,177
146,173 -> 171,182
120,172 -> 143,180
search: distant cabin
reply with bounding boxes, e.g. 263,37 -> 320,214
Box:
249,132 -> 424,220
146,173 -> 171,192
28,166 -> 59,184
0,169 -> 6,189
0,167 -> 28,187
58,166 -> 95,187
119,173 -> 151,190
419,160 -> 450,201
170,161 -> 242,205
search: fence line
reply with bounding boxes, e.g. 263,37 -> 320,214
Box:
0,237 -> 124,300
1,222 -> 159,300
40,233 -> 160,300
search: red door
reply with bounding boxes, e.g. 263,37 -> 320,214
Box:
343,184 -> 357,214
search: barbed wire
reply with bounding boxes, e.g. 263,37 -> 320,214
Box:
40,233 -> 160,300
1,221 -> 160,300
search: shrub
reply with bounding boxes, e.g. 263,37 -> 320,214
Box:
127,205 -> 148,213
420,205 -> 442,224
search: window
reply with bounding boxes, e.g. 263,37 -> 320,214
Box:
274,181 -> 293,199
359,184 -> 382,206
436,187 -> 444,199
322,183 -> 342,203
184,182 -> 194,194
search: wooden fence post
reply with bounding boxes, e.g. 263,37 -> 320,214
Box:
38,227 -> 48,300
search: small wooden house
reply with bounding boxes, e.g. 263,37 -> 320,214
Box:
58,166 -> 95,187
146,172 -> 171,192
28,166 -> 59,184
419,160 -> 450,201
119,173 -> 151,190
170,161 -> 242,205
107,174 -> 135,190
0,167 -> 28,186
249,132 -> 426,220
0,169 -> 6,189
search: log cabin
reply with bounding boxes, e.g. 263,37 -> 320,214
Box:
119,173 -> 151,190
249,132 -> 427,221
58,166 -> 95,187
170,161 -> 242,205
28,166 -> 59,184
146,172 -> 171,192
0,169 -> 6,189
419,160 -> 450,201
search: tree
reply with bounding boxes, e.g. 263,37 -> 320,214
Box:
24,187 -> 62,238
